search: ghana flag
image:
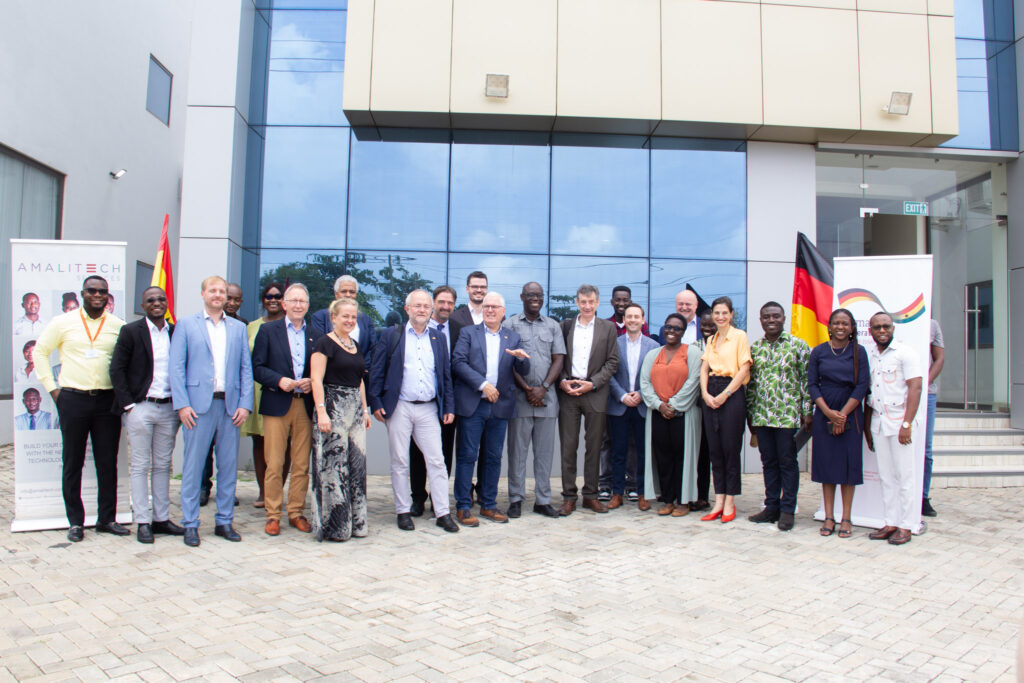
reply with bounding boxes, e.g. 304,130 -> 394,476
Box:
150,213 -> 176,324
791,232 -> 833,347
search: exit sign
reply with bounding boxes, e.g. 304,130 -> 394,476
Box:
903,201 -> 929,216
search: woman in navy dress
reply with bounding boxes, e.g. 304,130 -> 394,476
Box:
808,308 -> 869,539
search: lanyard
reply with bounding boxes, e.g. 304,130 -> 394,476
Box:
80,310 -> 106,345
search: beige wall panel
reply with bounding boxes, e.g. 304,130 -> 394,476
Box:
929,15 -> 959,136
662,0 -> 762,125
450,0 -> 555,116
858,0 -> 927,13
762,0 -> 855,9
342,0 -> 374,113
762,5 -> 860,129
858,12 -> 932,134
557,0 -> 660,121
927,0 -> 955,16
370,0 -> 452,114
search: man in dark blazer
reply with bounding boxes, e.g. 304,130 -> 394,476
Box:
109,286 -> 185,544
252,283 -> 317,537
369,289 -> 459,533
557,284 -> 619,516
447,270 -> 488,347
451,292 -> 530,526
310,275 -> 375,363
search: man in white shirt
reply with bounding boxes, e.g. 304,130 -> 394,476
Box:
14,292 -> 44,336
449,271 -> 488,337
865,312 -> 924,546
657,289 -> 699,345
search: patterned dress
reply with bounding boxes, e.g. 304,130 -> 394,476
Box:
808,342 -> 871,485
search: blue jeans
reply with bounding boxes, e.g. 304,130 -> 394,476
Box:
923,393 -> 937,499
754,426 -> 799,514
455,401 -> 508,511
608,407 -> 645,496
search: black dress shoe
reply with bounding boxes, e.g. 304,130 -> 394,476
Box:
533,503 -> 560,518
151,520 -> 185,536
748,508 -> 781,524
435,514 -> 459,533
184,528 -> 200,547
234,496 -> 239,507
67,525 -> 84,542
397,513 -> 415,531
690,500 -> 711,512
199,489 -> 211,507
922,498 -> 937,517
95,521 -> 131,536
778,512 -> 795,531
410,500 -> 426,518
506,501 -> 522,518
137,524 -> 154,544
214,524 -> 241,541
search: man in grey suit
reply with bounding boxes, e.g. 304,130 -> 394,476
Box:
607,303 -> 660,511
557,284 -> 619,516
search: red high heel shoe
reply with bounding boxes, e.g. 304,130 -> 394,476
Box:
721,509 -> 736,523
700,509 -> 723,522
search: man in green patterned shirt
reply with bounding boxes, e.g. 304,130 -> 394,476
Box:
746,301 -> 812,531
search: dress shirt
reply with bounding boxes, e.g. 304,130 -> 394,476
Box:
469,306 -> 484,325
702,326 -> 752,384
503,312 -> 565,418
621,334 -> 644,401
204,311 -> 228,393
285,318 -> 307,380
482,326 -> 501,389
33,310 -> 124,392
145,318 -> 172,399
608,314 -> 650,337
746,332 -> 812,429
868,340 -> 924,436
681,317 -> 698,345
398,323 -> 437,402
14,316 -> 44,337
571,317 -> 596,379
15,410 -> 57,430
428,318 -> 450,354
352,320 -> 361,348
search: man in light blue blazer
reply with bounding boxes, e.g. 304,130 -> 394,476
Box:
607,304 -> 660,510
170,275 -> 254,547
451,292 -> 530,526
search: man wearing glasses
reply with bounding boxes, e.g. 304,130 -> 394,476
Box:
449,271 -> 489,345
311,275 -> 376,364
109,286 -> 185,544
34,276 -> 127,542
251,284 -> 317,536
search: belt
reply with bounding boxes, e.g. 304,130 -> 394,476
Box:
407,399 -> 435,405
212,391 -> 225,400
292,393 -> 306,398
62,387 -> 112,396
144,396 -> 172,404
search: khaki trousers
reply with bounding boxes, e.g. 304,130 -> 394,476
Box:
262,397 -> 312,520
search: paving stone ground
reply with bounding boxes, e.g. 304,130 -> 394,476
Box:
0,444 -> 1021,682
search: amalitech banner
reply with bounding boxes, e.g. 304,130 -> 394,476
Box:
817,255 -> 933,533
10,239 -> 131,532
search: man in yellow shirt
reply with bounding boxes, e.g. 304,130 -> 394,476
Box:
34,276 -> 126,543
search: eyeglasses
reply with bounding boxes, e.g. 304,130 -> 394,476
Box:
662,324 -> 684,333
264,293 -> 283,300
870,324 -> 893,331
144,296 -> 167,304
285,299 -> 309,305
468,285 -> 488,290
482,304 -> 503,310
85,288 -> 108,295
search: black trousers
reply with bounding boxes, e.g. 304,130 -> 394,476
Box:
410,419 -> 456,504
651,411 -> 686,504
696,423 -> 710,502
57,389 -> 122,526
702,376 -> 744,496
755,426 -> 799,513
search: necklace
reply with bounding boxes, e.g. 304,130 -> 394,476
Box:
829,341 -> 850,357
332,332 -> 356,350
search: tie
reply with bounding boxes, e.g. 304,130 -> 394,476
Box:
437,324 -> 444,331
29,414 -> 36,430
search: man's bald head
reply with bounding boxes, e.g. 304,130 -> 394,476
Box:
676,289 -> 698,323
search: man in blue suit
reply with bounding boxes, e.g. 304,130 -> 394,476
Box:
607,303 -> 660,511
451,292 -> 530,526
170,275 -> 254,547
369,289 -> 459,533
311,275 -> 375,363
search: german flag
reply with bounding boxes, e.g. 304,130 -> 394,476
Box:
150,213 -> 176,324
791,232 -> 833,347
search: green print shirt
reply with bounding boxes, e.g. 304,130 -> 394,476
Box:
746,332 -> 812,429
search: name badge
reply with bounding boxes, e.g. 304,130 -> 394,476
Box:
84,349 -> 100,359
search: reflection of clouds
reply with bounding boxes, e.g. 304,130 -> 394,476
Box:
454,221 -> 534,251
266,13 -> 346,125
560,223 -> 626,252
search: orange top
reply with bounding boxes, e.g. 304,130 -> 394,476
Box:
651,345 -> 690,401
701,326 -> 752,384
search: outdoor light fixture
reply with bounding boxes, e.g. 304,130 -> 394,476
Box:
109,169 -> 127,179
883,91 -> 912,116
485,74 -> 509,98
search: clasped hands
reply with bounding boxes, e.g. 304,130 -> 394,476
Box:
278,377 -> 312,394
559,379 -> 594,396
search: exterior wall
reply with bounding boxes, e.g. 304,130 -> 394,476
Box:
344,0 -> 958,145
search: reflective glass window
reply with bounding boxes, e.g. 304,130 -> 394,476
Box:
548,256 -> 648,321
260,127 -> 349,248
248,12 -> 271,127
259,1 -> 347,8
347,136 -> 450,251
650,259 -> 746,330
345,250 -> 446,324
258,249 -> 346,317
448,253 -> 549,317
146,55 -> 172,125
266,10 -> 347,125
550,142 -> 648,257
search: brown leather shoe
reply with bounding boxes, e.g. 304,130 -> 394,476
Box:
582,499 -> 608,513
456,509 -> 479,527
480,508 -> 509,523
558,499 -> 577,517
607,494 -> 623,510
657,503 -> 675,516
264,519 -> 280,536
869,525 -> 898,540
289,516 -> 312,533
671,504 -> 689,517
888,528 -> 913,545
637,496 -> 651,511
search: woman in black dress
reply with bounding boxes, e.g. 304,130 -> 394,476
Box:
808,308 -> 870,539
310,297 -> 371,542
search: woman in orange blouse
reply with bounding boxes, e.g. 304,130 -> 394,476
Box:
699,296 -> 752,523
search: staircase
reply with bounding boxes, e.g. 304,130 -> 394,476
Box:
931,412 -> 1024,488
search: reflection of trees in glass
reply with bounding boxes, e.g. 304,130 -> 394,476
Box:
260,253 -> 346,316
547,294 -> 575,322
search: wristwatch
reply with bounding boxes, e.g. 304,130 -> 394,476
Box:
901,421 -> 911,429
542,381 -> 551,390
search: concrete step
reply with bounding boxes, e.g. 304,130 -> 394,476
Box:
932,429 -> 1024,447
930,444 -> 1024,488
933,414 -> 1011,430
931,470 -> 1024,488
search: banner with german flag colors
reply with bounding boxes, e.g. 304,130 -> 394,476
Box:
150,213 -> 176,324
791,232 -> 833,348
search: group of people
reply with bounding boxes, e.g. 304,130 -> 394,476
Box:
34,270 -> 943,548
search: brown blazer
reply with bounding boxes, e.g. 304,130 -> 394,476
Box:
559,315 -> 619,413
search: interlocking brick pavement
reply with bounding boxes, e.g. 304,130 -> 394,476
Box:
0,443 -> 1021,682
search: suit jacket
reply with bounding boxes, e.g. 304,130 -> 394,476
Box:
368,323 -> 454,422
451,323 -> 530,420
607,333 -> 661,417
109,318 -> 175,410
251,317 -> 317,417
169,312 -> 254,416
310,308 -> 376,364
448,305 -> 478,349
559,315 -> 619,413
